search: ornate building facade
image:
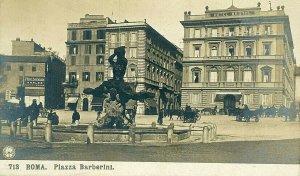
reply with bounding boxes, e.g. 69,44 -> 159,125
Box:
181,3 -> 296,112
65,15 -> 183,114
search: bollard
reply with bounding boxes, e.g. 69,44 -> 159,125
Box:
45,121 -> 52,142
87,124 -> 95,144
208,125 -> 212,143
17,119 -> 21,135
151,122 -> 156,128
128,124 -> 136,143
10,121 -> 17,138
189,124 -> 193,136
167,123 -> 174,144
202,126 -> 209,143
27,122 -> 33,140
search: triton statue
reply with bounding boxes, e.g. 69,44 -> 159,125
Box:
84,46 -> 154,128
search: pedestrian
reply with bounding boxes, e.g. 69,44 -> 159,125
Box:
157,108 -> 164,125
29,99 -> 39,125
169,108 -> 173,120
48,109 -> 59,125
72,109 -> 80,124
38,102 -> 43,110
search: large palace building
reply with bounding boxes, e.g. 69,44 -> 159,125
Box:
64,14 -> 183,114
180,3 -> 296,112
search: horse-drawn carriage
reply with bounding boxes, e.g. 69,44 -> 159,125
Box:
177,108 -> 201,123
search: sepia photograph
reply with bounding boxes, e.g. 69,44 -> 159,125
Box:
0,0 -> 299,175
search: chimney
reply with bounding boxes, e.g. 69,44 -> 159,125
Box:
16,37 -> 20,41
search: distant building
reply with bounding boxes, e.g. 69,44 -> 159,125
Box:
181,3 -> 296,112
0,38 -> 66,108
295,66 -> 300,108
64,14 -> 183,114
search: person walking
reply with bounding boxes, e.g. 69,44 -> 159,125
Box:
72,109 -> 80,124
157,108 -> 164,125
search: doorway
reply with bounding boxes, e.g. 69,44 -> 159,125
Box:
82,98 -> 89,111
224,95 -> 236,115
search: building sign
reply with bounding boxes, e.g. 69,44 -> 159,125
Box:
67,93 -> 80,97
24,77 -> 45,87
208,10 -> 256,17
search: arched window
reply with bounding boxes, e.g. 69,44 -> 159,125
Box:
192,67 -> 201,83
261,66 -> 272,82
243,66 -> 252,82
226,67 -> 235,82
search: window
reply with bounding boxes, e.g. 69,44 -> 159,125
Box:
130,33 -> 137,42
109,49 -> 115,56
82,72 -> 90,81
96,72 -> 104,81
96,45 -> 104,54
192,67 -> 201,83
71,56 -> 76,65
32,66 -> 37,72
84,45 -> 92,54
83,30 -> 92,40
189,93 -> 201,104
129,67 -> 136,77
129,48 -> 137,58
97,30 -> 105,39
261,66 -> 272,82
6,65 -> 11,71
229,27 -> 235,36
110,34 -> 116,42
244,94 -> 252,105
19,76 -> 23,85
228,45 -> 235,56
194,46 -> 200,57
69,45 -> 78,55
246,26 -> 252,35
84,56 -> 90,65
263,43 -> 271,55
211,28 -> 218,37
246,45 -> 252,56
263,70 -> 271,82
69,72 -> 77,82
226,68 -> 235,82
96,56 -> 104,65
19,66 -> 23,71
261,94 -> 272,105
211,46 -> 218,56
195,29 -> 201,38
71,31 -> 77,40
210,71 -> 218,82
120,33 -> 126,43
243,67 -> 252,82
264,25 -> 271,35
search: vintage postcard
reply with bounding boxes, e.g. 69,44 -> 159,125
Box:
0,0 -> 299,175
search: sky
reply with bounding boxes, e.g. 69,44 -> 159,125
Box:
0,0 -> 299,65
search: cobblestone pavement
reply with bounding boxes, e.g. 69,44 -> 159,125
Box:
37,110 -> 300,142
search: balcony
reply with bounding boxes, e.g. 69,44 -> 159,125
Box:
182,82 -> 284,89
62,80 -> 78,88
183,55 -> 283,62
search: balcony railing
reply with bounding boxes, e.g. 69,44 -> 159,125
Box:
62,80 -> 78,88
182,82 -> 284,88
183,55 -> 283,61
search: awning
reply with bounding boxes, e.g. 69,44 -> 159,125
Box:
144,98 -> 157,108
67,97 -> 78,104
126,99 -> 137,109
214,92 -> 242,102
91,97 -> 104,106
